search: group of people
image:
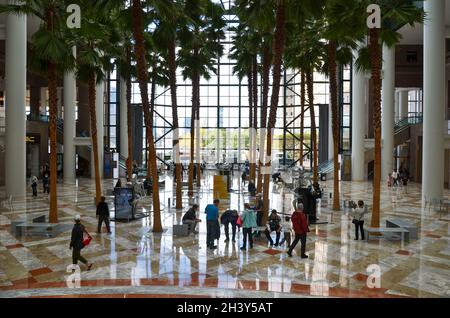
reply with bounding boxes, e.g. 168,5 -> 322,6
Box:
348,200 -> 368,240
181,199 -> 310,259
387,167 -> 409,188
29,164 -> 51,197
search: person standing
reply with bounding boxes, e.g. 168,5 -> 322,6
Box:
96,196 -> 111,234
240,203 -> 257,250
349,200 -> 368,240
30,176 -> 38,197
42,170 -> 50,194
287,204 -> 309,258
69,215 -> 93,271
182,204 -> 201,234
221,209 -> 238,243
205,199 -> 220,250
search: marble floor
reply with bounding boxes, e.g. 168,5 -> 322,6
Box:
0,171 -> 449,298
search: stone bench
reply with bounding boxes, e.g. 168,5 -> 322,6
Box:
365,227 -> 410,243
10,214 -> 46,234
386,218 -> 418,239
173,223 -> 190,236
15,222 -> 60,237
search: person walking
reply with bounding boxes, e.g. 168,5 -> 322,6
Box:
205,199 -> 220,250
240,203 -> 257,250
287,204 -> 309,258
96,196 -> 111,234
279,215 -> 292,248
182,204 -> 201,234
30,175 -> 38,197
69,215 -> 93,271
221,209 -> 238,243
349,200 -> 368,240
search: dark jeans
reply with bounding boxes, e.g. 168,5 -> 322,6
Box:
288,233 -> 307,256
97,216 -> 111,233
224,223 -> 236,241
43,182 -> 49,194
72,249 -> 88,265
242,227 -> 253,248
32,185 -> 37,196
354,220 -> 365,240
206,220 -> 217,247
256,211 -> 263,226
265,228 -> 281,245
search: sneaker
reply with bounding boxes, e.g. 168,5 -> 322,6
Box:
224,239 -> 229,243
274,243 -> 279,247
87,263 -> 93,271
301,254 -> 308,259
232,239 -> 236,243
287,251 -> 292,257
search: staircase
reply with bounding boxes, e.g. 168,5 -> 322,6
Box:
394,114 -> 423,147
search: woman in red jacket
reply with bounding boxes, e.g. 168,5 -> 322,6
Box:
287,204 -> 309,258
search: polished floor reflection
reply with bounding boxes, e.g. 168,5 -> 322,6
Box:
0,170 -> 449,298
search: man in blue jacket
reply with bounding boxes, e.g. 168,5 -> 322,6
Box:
205,199 -> 220,250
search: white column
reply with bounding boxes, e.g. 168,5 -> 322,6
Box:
399,90 -> 409,119
381,44 -> 395,179
40,87 -> 47,115
5,7 -> 26,199
119,77 -> 128,159
422,0 -> 445,202
63,46 -> 77,182
351,58 -> 366,181
91,81 -> 104,179
394,92 -> 399,123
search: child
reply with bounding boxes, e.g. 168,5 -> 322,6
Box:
279,215 -> 292,248
30,176 -> 38,197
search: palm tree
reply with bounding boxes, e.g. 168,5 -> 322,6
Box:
261,0 -> 286,225
354,0 -> 423,228
229,23 -> 260,183
152,0 -> 185,209
0,1 -> 76,223
178,0 -> 225,196
131,0 -> 164,232
74,0 -> 121,205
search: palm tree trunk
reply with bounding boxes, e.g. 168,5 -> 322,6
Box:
149,68 -> 157,177
299,71 -> 305,164
328,40 -> 340,210
195,83 -> 201,187
262,0 -> 286,226
307,71 -> 318,183
188,71 -> 199,196
48,62 -> 58,223
247,69 -> 254,181
369,28 -> 382,228
88,72 -> 102,205
168,40 -> 183,210
250,56 -> 258,183
257,45 -> 270,194
131,0 -> 162,232
126,47 -> 133,181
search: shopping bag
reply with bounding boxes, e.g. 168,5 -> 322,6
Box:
82,232 -> 92,247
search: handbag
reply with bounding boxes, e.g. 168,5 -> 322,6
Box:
236,215 -> 243,227
82,232 -> 92,246
352,219 -> 358,225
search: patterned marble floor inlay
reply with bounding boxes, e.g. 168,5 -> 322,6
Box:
0,172 -> 449,298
